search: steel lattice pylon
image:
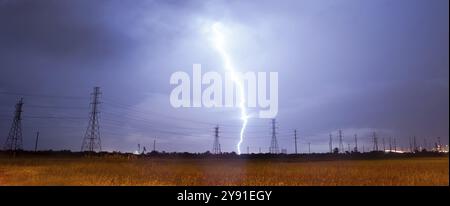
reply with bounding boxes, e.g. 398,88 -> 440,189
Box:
269,119 -> 279,154
4,98 -> 24,151
213,126 -> 221,154
81,87 -> 102,152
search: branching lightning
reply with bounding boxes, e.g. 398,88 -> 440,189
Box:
210,22 -> 248,155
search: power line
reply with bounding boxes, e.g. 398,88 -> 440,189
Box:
24,115 -> 85,120
102,100 -> 269,128
26,105 -> 88,110
101,110 -> 291,137
101,118 -> 210,135
0,91 -> 88,100
100,121 -> 208,137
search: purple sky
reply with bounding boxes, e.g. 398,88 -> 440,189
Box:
0,0 -> 448,153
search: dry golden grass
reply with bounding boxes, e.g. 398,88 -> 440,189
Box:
0,157 -> 447,186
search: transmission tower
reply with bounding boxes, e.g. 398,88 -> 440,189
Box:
408,137 -> 412,152
423,138 -> 427,151
393,137 -> 397,152
4,98 -> 24,151
308,142 -> 311,154
413,136 -> 417,152
294,129 -> 298,154
437,137 -> 442,152
329,133 -> 333,153
354,134 -> 358,152
269,119 -> 279,154
81,87 -> 102,152
213,125 -> 221,154
389,136 -> 392,152
34,131 -> 39,152
382,137 -> 386,152
338,129 -> 344,153
372,132 -> 378,151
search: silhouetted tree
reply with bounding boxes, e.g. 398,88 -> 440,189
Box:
333,148 -> 339,154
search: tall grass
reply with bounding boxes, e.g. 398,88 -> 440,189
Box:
0,157 -> 447,186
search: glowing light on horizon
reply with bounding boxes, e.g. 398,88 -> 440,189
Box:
210,22 -> 248,155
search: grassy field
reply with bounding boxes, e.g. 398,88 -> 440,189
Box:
0,156 -> 448,186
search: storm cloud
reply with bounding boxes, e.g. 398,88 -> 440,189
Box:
0,0 -> 448,153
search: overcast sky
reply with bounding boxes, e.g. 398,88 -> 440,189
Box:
0,0 -> 448,153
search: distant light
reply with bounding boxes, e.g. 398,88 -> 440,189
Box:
385,150 -> 405,153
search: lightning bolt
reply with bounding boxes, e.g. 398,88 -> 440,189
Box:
210,22 -> 248,155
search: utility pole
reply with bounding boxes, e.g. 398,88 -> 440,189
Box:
81,87 -> 102,152
382,137 -> 385,152
329,133 -> 333,153
269,119 -> 279,154
294,129 -> 298,154
153,139 -> 156,152
354,134 -> 358,152
247,146 -> 250,154
259,147 -> 261,153
347,143 -> 350,153
4,98 -> 24,151
34,131 -> 39,152
213,125 -> 221,154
